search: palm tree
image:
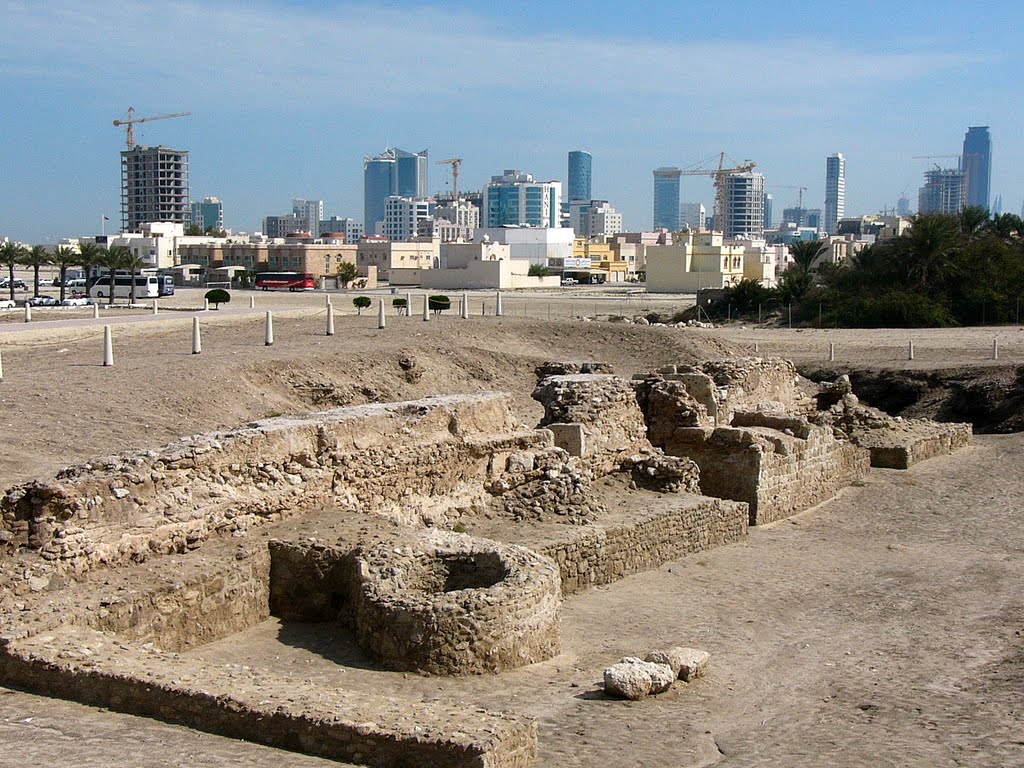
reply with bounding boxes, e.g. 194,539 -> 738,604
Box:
100,246 -> 131,305
122,252 -> 147,305
77,241 -> 101,290
787,239 -> 824,275
958,205 -> 990,239
902,214 -> 960,293
52,246 -> 78,303
21,245 -> 50,298
0,241 -> 26,301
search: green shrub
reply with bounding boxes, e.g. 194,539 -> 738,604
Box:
204,288 -> 230,309
353,295 -> 372,314
428,294 -> 451,313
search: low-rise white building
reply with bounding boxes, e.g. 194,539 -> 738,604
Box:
473,226 -> 575,266
645,231 -> 775,292
388,240 -> 559,290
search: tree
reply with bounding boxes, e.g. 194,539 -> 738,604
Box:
528,263 -> 549,277
958,205 -> 990,239
899,213 -> 960,294
392,297 -> 407,314
428,294 -> 451,313
185,224 -> 204,236
52,246 -> 78,302
77,241 -> 101,289
353,295 -> 371,314
336,261 -> 359,288
722,278 -> 773,315
0,241 -> 26,301
205,288 -> 230,309
21,245 -> 51,298
787,239 -> 824,275
122,251 -> 147,305
99,246 -> 131,305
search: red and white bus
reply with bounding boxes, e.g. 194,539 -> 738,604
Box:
254,272 -> 316,291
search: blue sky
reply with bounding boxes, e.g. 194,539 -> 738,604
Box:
1,0 -> 1020,242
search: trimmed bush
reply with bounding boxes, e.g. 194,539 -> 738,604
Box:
204,288 -> 230,309
353,295 -> 372,314
428,294 -> 451,313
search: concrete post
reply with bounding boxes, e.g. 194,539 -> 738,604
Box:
93,303 -> 100,319
103,325 -> 113,367
24,304 -> 31,323
265,310 -> 274,346
326,302 -> 335,336
829,342 -> 835,362
423,294 -> 430,322
192,317 -> 202,354
993,338 -> 999,360
754,341 -> 760,354
908,340 -> 914,361
249,295 -> 256,309
152,299 -> 159,315
0,346 -> 4,381
204,298 -> 210,311
461,292 -> 469,319
325,294 -> 332,307
406,292 -> 412,317
377,298 -> 386,329
495,291 -> 503,317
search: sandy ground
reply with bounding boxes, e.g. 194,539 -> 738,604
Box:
0,297 -> 1022,767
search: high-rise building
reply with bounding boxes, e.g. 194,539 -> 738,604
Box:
568,200 -> 623,238
382,196 -> 432,241
190,196 -> 223,233
263,213 -> 303,238
363,148 -> 428,235
567,150 -> 592,202
292,199 -> 324,236
653,168 -> 681,230
318,216 -> 363,242
121,145 -> 189,232
919,168 -> 965,214
762,194 -> 773,229
483,170 -> 562,228
721,172 -> 765,238
680,202 -> 706,231
993,194 -> 1003,215
897,194 -> 911,216
824,152 -> 845,234
962,126 -> 992,210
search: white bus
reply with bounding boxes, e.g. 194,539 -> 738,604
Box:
88,274 -> 160,300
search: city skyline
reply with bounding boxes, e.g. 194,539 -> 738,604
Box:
1,0 -> 1021,243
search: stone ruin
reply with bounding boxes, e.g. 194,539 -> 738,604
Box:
0,357 -> 972,767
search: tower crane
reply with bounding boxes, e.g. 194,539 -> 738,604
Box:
436,157 -> 463,199
113,106 -> 191,149
771,185 -> 808,208
655,152 -> 757,230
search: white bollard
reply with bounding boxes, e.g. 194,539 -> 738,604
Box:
405,292 -> 412,317
249,295 -> 256,309
265,310 -> 274,346
325,294 -> 332,307
152,299 -> 159,315
993,338 -> 999,360
495,291 -> 503,317
24,304 -> 31,323
461,292 -> 469,319
192,317 -> 202,354
0,346 -> 4,381
423,294 -> 430,322
829,342 -> 835,362
377,298 -> 386,329
204,298 -> 210,311
908,340 -> 915,361
103,325 -> 113,367
93,303 -> 100,319
326,302 -> 335,336
754,341 -> 759,354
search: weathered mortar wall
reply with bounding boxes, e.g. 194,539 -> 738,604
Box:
0,394 -> 533,576
0,626 -> 538,768
860,423 -> 973,469
537,495 -> 748,594
664,421 -> 870,525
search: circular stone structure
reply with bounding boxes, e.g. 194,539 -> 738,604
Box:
352,530 -> 562,675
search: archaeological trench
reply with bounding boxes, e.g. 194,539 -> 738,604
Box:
0,357 -> 971,767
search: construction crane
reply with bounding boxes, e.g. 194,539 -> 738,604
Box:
655,152 -> 757,230
113,106 -> 191,149
436,157 -> 463,199
771,185 -> 809,208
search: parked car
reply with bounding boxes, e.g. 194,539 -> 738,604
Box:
561,277 -> 578,286
27,295 -> 59,307
0,299 -> 15,309
0,278 -> 27,290
60,297 -> 90,307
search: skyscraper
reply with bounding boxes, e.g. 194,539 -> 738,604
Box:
680,202 -> 706,231
962,126 -> 992,210
721,172 -> 765,238
918,168 -> 965,214
824,153 -> 846,235
483,170 -> 562,228
567,150 -> 592,202
762,193 -> 773,229
363,148 -> 428,235
121,144 -> 190,232
292,198 -> 324,236
190,196 -> 223,233
653,168 -> 681,230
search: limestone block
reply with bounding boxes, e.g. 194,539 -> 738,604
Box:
646,647 -> 710,681
547,423 -> 586,458
603,657 -> 675,700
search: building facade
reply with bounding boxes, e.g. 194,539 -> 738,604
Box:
567,150 -> 592,202
721,172 -> 765,238
962,126 -> 992,210
263,213 -> 304,238
318,216 -> 363,242
919,168 -> 965,214
824,152 -> 845,235
483,170 -> 562,228
363,148 -> 428,235
292,199 -> 324,236
680,202 -> 706,231
653,168 -> 681,231
121,144 -> 190,232
190,196 -> 223,233
382,196 -> 432,241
